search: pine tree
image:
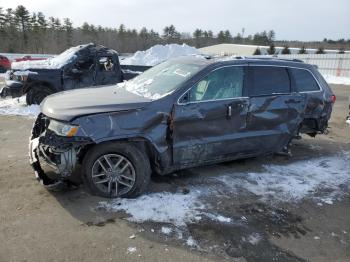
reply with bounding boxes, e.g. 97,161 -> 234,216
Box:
63,18 -> 73,48
224,30 -> 232,42
267,43 -> 276,55
253,47 -> 261,55
267,30 -> 275,43
193,28 -> 203,47
162,25 -> 180,40
316,46 -> 325,54
14,5 -> 30,48
217,31 -> 226,43
281,45 -> 291,54
298,46 -> 307,54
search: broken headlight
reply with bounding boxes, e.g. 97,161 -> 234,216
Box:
48,120 -> 79,137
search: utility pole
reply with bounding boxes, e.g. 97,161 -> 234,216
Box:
242,28 -> 245,44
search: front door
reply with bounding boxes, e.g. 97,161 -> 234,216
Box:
63,56 -> 95,90
172,65 -> 249,165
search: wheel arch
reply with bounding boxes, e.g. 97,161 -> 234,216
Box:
23,80 -> 57,94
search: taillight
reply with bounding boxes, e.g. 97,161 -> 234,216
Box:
331,95 -> 336,103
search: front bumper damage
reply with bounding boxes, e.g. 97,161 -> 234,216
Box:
0,71 -> 24,98
29,114 -> 92,187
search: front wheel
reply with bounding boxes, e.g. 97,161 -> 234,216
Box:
26,85 -> 54,105
82,142 -> 151,198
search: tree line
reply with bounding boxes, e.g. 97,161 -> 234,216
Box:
0,5 -> 349,54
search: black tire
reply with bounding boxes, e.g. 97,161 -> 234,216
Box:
82,142 -> 151,198
26,85 -> 54,105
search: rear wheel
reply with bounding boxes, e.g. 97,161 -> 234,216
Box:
26,85 -> 54,105
82,142 -> 151,198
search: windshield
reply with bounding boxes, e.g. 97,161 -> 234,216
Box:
119,60 -> 204,100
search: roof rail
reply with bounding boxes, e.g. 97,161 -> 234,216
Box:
246,56 -> 305,63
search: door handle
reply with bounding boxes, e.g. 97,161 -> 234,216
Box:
286,99 -> 301,104
227,106 -> 232,117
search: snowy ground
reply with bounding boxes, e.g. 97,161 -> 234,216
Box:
323,75 -> 350,85
100,152 -> 350,240
0,96 -> 40,117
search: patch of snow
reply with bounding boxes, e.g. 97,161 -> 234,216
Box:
126,247 -> 137,254
323,75 -> 350,85
100,191 -> 204,226
247,233 -> 262,245
121,44 -> 199,66
186,236 -> 198,247
11,44 -> 91,70
203,212 -> 232,223
161,226 -> 173,235
0,96 -> 40,117
216,154 -> 350,203
346,118 -> 350,125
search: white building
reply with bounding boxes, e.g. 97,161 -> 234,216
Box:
199,44 -> 348,56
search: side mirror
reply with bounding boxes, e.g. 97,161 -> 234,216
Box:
179,92 -> 190,104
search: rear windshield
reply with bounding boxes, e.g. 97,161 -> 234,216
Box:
120,60 -> 204,100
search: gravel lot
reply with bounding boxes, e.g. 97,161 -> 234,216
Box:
0,81 -> 349,262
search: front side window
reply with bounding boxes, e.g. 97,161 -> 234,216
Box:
75,57 -> 94,71
289,68 -> 320,92
188,66 -> 244,102
249,66 -> 290,96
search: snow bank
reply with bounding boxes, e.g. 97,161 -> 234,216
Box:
121,44 -> 199,66
0,96 -> 40,117
11,44 -> 91,70
323,75 -> 350,85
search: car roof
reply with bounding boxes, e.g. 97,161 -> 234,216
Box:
171,55 -> 314,70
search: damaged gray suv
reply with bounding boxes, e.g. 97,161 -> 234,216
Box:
29,56 -> 335,198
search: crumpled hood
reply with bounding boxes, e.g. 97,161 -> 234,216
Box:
41,85 -> 151,121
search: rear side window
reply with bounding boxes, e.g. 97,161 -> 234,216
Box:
249,66 -> 290,96
290,68 -> 320,92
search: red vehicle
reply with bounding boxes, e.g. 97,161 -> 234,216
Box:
0,55 -> 11,73
14,55 -> 47,62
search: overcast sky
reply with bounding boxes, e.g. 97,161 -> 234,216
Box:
1,0 -> 349,41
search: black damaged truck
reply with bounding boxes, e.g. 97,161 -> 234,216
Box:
29,56 -> 335,198
1,43 -> 150,104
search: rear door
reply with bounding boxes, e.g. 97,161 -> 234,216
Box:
172,65 -> 250,165
245,65 -> 306,153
